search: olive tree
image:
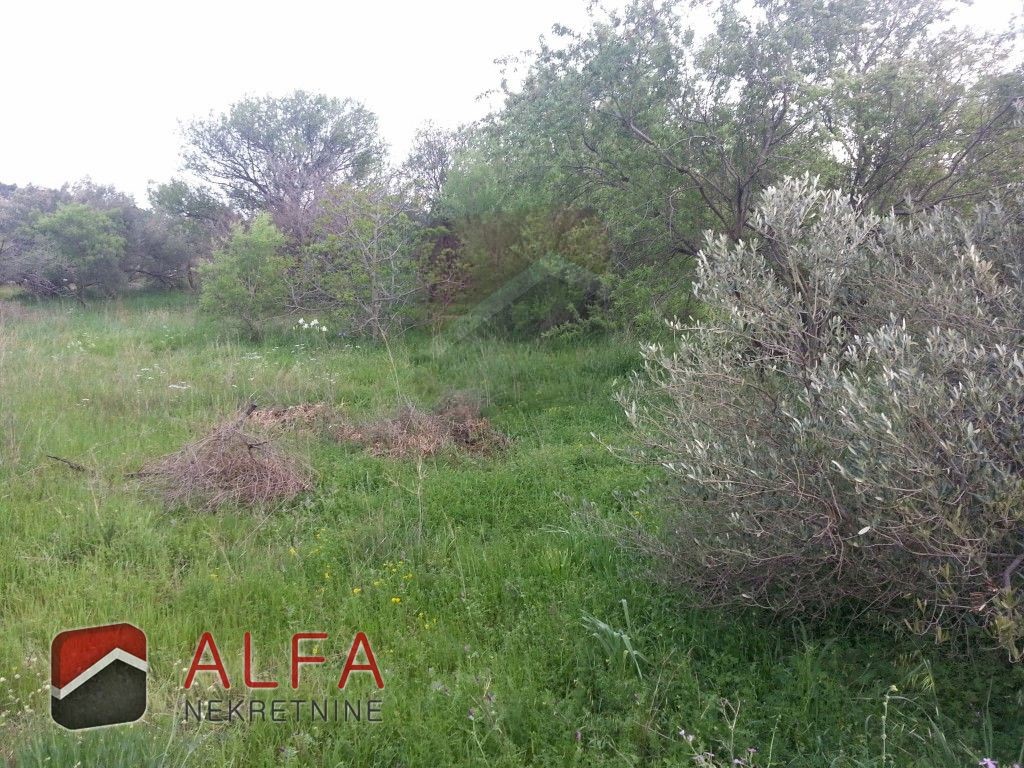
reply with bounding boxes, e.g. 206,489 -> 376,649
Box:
624,177 -> 1024,659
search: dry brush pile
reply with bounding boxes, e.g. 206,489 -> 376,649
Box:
134,415 -> 313,512
330,392 -> 509,459
239,393 -> 508,458
134,393 -> 507,512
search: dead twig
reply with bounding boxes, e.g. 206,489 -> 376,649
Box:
45,454 -> 89,473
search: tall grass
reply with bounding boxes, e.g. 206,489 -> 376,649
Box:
0,294 -> 1021,766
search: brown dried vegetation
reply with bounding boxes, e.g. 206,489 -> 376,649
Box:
245,402 -> 338,430
0,300 -> 33,323
331,392 -> 509,459
135,420 -> 312,511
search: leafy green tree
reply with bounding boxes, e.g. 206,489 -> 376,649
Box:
300,186 -> 421,340
148,179 -> 236,289
402,123 -> 468,217
148,178 -> 234,234
444,0 -> 1020,335
3,182 -> 212,298
485,0 -> 1020,255
31,202 -> 127,297
124,215 -> 198,290
199,214 -> 291,337
806,0 -> 1023,211
0,183 -> 70,293
183,91 -> 384,238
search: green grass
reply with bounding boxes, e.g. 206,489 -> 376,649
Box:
1,294 -> 1022,767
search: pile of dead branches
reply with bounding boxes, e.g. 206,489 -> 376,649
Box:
245,403 -> 337,430
332,393 -> 509,458
134,420 -> 312,511
331,393 -> 507,460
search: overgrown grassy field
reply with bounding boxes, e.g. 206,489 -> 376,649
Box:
1,294 -> 1022,767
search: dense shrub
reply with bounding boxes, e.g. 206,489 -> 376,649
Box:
624,176 -> 1024,658
473,209 -> 609,337
1,182 -> 215,298
439,156 -> 614,336
603,260 -> 697,339
199,214 -> 291,337
416,223 -> 466,327
124,214 -> 198,289
198,188 -> 422,340
300,185 -> 421,340
30,203 -> 127,297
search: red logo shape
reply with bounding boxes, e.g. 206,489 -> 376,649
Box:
51,623 -> 147,730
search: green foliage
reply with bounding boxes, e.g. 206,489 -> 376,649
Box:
200,185 -> 424,342
148,178 -> 229,227
625,176 -> 1024,659
300,186 -> 421,339
440,158 -> 613,336
199,214 -> 291,337
183,90 -> 384,237
31,202 -> 126,297
443,0 -> 1021,336
581,599 -> 647,680
401,123 -> 467,216
475,209 -> 610,337
2,182 -> 213,298
602,260 -> 697,338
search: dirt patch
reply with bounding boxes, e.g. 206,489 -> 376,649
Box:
134,421 -> 312,511
331,392 -> 509,458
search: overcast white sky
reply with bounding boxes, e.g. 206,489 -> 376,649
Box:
0,0 -> 1017,205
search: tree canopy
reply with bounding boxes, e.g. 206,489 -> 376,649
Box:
183,91 -> 384,238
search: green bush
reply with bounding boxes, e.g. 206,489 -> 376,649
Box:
624,176 -> 1024,659
453,206 -> 611,337
603,260 -> 697,339
30,202 -> 127,297
300,186 -> 421,340
199,214 -> 290,337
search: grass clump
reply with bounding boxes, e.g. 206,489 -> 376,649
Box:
0,299 -> 34,323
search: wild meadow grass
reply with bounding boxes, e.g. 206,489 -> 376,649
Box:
0,293 -> 1021,766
